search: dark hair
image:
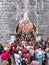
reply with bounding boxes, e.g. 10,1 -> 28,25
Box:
7,58 -> 11,65
33,53 -> 37,60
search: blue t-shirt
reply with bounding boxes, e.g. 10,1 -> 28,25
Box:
36,54 -> 43,63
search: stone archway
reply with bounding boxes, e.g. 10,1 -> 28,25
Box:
16,19 -> 36,36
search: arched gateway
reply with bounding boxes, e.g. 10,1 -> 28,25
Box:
10,12 -> 36,44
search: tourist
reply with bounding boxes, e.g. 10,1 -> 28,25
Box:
1,47 -> 10,65
21,58 -> 27,65
42,48 -> 47,65
30,55 -> 40,65
30,60 -> 40,65
14,51 -> 21,65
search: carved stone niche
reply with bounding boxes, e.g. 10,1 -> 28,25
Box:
16,20 -> 36,35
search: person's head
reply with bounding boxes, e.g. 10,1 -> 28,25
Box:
25,41 -> 29,46
22,48 -> 26,54
34,42 -> 40,50
14,40 -> 18,46
6,61 -> 9,65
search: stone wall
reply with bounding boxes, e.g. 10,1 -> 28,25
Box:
0,0 -> 49,45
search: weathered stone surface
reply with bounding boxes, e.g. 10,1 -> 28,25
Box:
0,0 -> 49,45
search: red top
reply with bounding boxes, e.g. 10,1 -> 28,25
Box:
1,50 -> 10,60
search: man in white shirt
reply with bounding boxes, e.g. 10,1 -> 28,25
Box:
14,52 -> 21,65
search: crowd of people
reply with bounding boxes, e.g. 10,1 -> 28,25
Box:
0,33 -> 49,65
